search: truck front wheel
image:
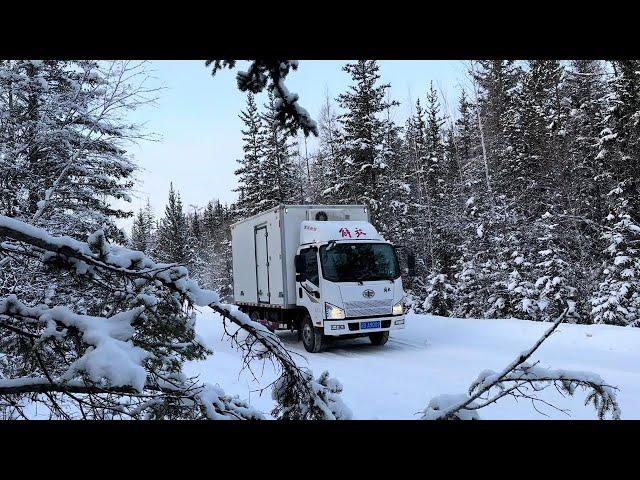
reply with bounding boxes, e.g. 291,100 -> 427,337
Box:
301,313 -> 324,353
369,331 -> 389,346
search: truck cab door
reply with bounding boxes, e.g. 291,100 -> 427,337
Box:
297,247 -> 323,326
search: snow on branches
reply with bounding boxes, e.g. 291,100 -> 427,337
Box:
421,310 -> 621,420
591,184 -> 640,326
0,296 -> 149,391
0,215 -> 347,420
272,369 -> 353,420
206,60 -> 318,137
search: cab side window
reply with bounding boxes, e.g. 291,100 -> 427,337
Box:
302,248 -> 319,287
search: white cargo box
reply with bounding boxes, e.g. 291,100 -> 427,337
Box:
231,204 -> 369,309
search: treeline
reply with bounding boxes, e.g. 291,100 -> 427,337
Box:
130,185 -> 235,300
229,60 -> 640,326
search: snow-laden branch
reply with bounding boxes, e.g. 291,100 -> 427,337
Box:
0,295 -> 262,420
206,60 -> 318,137
0,376 -> 263,420
0,295 -> 149,391
0,214 -> 350,419
422,309 -> 621,420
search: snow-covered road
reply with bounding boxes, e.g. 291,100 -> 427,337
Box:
185,309 -> 640,419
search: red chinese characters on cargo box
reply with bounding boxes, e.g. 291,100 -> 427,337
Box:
339,227 -> 351,238
339,227 -> 367,238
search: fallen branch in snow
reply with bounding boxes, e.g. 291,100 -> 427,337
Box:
0,214 -> 350,419
422,309 -> 621,420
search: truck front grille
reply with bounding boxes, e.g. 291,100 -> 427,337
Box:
343,299 -> 392,318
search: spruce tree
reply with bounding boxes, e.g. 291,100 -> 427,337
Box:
403,99 -> 431,287
513,60 -> 565,217
472,60 -> 522,158
337,60 -> 397,224
131,199 -> 155,254
198,199 -> 235,300
559,60 -> 611,319
454,89 -> 478,168
376,97 -> 411,246
316,92 -> 344,201
234,93 -> 265,217
155,183 -> 193,266
422,273 -> 455,317
609,60 -> 640,218
535,212 -> 580,322
261,90 -> 300,207
591,183 -> 640,326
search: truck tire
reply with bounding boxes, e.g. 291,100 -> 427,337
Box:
369,331 -> 389,346
301,313 -> 324,353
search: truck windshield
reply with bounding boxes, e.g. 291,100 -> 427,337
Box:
319,242 -> 400,282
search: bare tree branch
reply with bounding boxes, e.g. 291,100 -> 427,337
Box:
422,309 -> 621,420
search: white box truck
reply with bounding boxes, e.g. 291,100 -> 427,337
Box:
231,204 -> 406,352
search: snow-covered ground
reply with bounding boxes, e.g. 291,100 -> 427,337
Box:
186,309 -> 640,419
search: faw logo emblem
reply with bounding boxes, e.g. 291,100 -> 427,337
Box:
362,289 -> 375,299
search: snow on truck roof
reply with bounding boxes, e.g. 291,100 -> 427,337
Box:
300,221 -> 383,245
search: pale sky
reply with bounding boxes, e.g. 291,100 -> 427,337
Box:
119,60 -> 469,231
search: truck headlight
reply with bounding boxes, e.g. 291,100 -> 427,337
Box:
325,302 -> 345,320
392,299 -> 404,316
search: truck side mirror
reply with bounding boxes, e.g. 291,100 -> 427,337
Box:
294,254 -> 305,274
407,252 -> 416,278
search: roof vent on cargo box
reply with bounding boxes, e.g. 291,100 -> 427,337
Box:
308,208 -> 348,221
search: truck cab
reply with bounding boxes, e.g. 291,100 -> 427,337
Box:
294,220 -> 406,352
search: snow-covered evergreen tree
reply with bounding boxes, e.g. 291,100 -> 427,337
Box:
260,90 -> 301,207
512,60 -> 566,218
422,272 -> 455,316
486,234 -> 538,320
130,199 -> 155,254
535,212 -> 580,322
471,60 -> 522,166
560,61 -> 613,319
609,61 -> 640,221
155,183 -> 194,266
234,93 -> 266,217
591,184 -> 640,326
375,94 -> 410,244
336,60 -> 397,225
199,199 -> 235,300
402,98 -> 431,289
316,91 -> 345,201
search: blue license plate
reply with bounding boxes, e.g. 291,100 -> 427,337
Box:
361,321 -> 381,330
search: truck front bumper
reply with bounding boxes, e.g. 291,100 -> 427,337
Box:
323,316 -> 406,336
